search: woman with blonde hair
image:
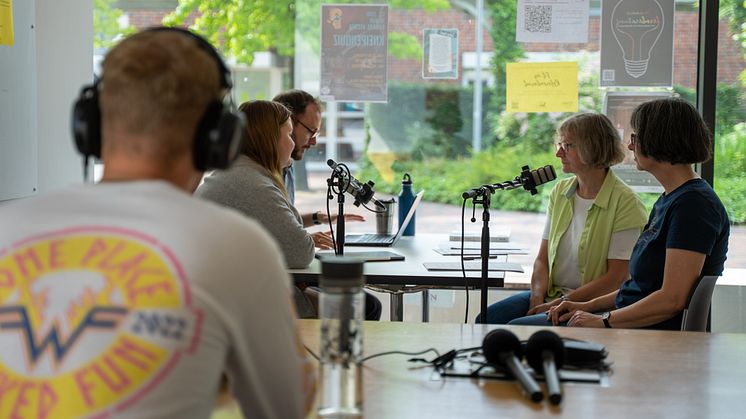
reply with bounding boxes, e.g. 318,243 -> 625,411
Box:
551,98 -> 730,329
480,113 -> 648,325
197,100 -> 319,316
197,100 -> 381,320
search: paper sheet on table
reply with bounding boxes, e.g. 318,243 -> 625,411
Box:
506,61 -> 578,113
423,262 -> 524,272
439,242 -> 526,251
433,248 -> 528,256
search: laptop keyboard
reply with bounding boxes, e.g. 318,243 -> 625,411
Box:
347,234 -> 393,244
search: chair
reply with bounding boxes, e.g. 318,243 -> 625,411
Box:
680,275 -> 719,332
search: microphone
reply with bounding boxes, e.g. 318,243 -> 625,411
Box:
525,330 -> 565,405
482,329 -> 543,403
462,164 -> 557,199
327,159 -> 382,208
520,165 -> 557,195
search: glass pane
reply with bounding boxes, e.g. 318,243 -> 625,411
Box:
714,1 -> 746,272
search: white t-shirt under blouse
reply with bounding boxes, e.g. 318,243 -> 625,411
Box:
543,192 -> 639,293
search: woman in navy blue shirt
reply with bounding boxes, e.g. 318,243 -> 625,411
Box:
549,98 -> 730,329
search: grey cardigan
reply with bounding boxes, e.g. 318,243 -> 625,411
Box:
196,156 -> 315,269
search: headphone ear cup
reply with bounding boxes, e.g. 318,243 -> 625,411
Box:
71,84 -> 102,159
193,101 -> 247,171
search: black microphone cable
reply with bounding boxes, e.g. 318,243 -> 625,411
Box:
460,197 -> 469,324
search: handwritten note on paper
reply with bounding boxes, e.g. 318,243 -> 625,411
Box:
506,62 -> 578,113
0,0 -> 14,46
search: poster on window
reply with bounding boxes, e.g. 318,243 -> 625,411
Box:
516,0 -> 590,44
506,61 -> 579,113
320,4 -> 388,102
600,0 -> 674,87
604,91 -> 673,192
422,29 -> 458,79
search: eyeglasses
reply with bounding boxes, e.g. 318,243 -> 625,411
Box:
555,142 -> 576,152
630,133 -> 637,146
293,117 -> 319,140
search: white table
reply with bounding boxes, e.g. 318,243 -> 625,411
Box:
289,234 -> 527,321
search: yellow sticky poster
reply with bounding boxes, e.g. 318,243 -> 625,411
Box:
506,62 -> 578,113
0,0 -> 14,46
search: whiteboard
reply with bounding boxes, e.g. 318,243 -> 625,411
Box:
0,0 -> 37,201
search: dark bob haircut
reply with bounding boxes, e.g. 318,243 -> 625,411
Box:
629,97 -> 712,164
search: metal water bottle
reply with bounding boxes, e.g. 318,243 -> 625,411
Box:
398,173 -> 416,236
318,257 -> 364,418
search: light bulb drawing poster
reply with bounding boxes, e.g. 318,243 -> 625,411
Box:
600,0 -> 674,87
516,0 -> 590,44
320,4 -> 389,102
604,91 -> 672,192
506,61 -> 578,113
423,28 -> 458,79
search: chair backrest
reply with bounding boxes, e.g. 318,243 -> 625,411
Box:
681,275 -> 719,332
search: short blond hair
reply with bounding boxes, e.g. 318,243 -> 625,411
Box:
99,29 -> 221,160
557,113 -> 625,168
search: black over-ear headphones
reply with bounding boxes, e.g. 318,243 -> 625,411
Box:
71,26 -> 246,172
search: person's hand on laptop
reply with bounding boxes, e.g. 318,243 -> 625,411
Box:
311,231 -> 335,249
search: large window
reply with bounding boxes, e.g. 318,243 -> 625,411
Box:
96,0 -> 745,294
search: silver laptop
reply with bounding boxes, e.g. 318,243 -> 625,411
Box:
345,190 -> 424,247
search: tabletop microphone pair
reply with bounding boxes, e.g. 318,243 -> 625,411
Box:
482,329 -> 565,405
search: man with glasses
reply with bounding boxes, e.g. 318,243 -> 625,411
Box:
274,90 -> 381,321
273,89 -> 321,208
273,89 -> 365,227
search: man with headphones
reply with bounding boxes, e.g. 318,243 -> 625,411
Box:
0,28 -> 314,418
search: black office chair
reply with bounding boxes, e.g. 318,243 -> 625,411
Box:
680,275 -> 719,332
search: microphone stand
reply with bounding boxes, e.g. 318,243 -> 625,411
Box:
470,187 -> 496,323
327,171 -> 347,256
464,180 -> 521,322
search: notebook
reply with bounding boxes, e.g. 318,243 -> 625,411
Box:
344,190 -> 424,247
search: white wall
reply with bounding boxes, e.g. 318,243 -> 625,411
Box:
34,0 -> 92,193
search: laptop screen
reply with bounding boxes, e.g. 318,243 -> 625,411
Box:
391,190 -> 424,240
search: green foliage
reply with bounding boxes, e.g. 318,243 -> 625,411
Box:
165,0 -> 295,64
388,33 -> 422,60
486,0 -> 524,116
714,123 -> 746,222
359,142 -> 557,211
366,83 -> 495,160
674,83 -> 746,139
93,0 -> 134,49
720,0 -> 746,54
166,0 -> 451,65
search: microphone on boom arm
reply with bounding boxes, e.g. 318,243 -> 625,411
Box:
462,165 -> 557,199
327,159 -> 383,209
520,165 -> 557,195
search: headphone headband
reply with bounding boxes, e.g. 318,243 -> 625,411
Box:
71,26 -> 246,175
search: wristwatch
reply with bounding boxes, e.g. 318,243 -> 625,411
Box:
601,311 -> 612,328
312,211 -> 322,225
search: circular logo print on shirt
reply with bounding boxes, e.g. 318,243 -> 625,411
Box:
0,227 -> 201,418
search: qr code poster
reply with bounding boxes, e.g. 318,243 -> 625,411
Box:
516,0 -> 590,44
600,0 -> 674,87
